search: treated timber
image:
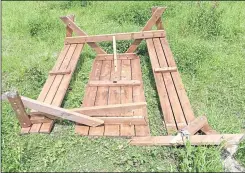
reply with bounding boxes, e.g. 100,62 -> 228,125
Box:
131,57 -> 150,136
65,30 -> 166,44
70,102 -> 147,116
60,16 -> 106,54
75,60 -> 103,135
6,91 -> 32,128
154,67 -> 177,73
130,134 -> 245,146
66,15 -> 74,37
126,7 -> 166,53
113,36 -> 118,72
20,96 -> 104,126
88,80 -> 141,87
181,116 -> 208,135
98,116 -> 146,125
146,38 -> 177,134
96,53 -> 138,61
49,69 -> 71,75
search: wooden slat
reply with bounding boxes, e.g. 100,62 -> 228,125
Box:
126,7 -> 166,53
146,39 -> 177,134
29,124 -> 42,133
154,67 -> 177,73
89,60 -> 111,136
113,36 -> 118,72
120,59 -> 135,136
6,91 -> 32,128
88,80 -> 141,87
131,57 -> 151,136
65,30 -> 166,44
96,53 -> 138,61
104,60 -> 121,136
75,60 -> 103,135
60,16 -> 107,54
98,116 -> 146,125
20,127 -> 30,134
49,69 -> 71,75
70,102 -> 147,116
153,38 -> 186,129
130,134 -> 245,146
21,96 -> 104,126
159,37 -> 216,134
181,116 -> 208,135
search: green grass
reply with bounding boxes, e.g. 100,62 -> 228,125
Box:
2,1 -> 245,172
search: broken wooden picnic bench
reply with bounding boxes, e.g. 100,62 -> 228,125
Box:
4,7 -> 244,146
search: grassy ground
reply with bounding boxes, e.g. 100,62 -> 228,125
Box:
2,1 -> 245,172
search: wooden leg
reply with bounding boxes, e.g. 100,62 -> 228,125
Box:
7,91 -> 32,128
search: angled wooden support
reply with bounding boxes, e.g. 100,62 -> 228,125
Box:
130,134 -> 245,146
19,96 -> 104,127
152,7 -> 164,30
49,69 -> 71,75
6,91 -> 32,128
66,14 -> 75,37
70,102 -> 147,116
154,67 -> 177,73
126,7 -> 166,53
60,16 -> 107,54
65,30 -> 166,44
97,116 -> 146,125
88,80 -> 141,87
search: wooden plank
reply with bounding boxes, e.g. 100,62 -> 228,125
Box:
70,102 -> 147,116
88,80 -> 141,87
89,60 -> 111,136
65,30 -> 166,44
146,39 -> 177,134
153,38 -> 186,128
131,57 -> 151,136
66,15 -> 74,37
154,67 -> 177,73
126,7 -> 166,53
98,116 -> 146,125
120,59 -> 135,136
130,134 -> 245,146
20,96 -> 104,126
113,36 -> 117,72
52,44 -> 84,106
104,60 -> 121,136
40,121 -> 54,133
6,91 -> 32,128
29,124 -> 42,133
96,53 -> 138,61
20,127 -> 30,134
152,7 -> 164,30
75,60 -> 103,135
49,69 -> 71,75
181,116 -> 208,135
159,37 -> 215,134
60,16 -> 107,54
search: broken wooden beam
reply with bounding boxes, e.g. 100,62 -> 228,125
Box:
65,30 -> 166,44
6,91 -> 32,128
49,69 -> 71,75
154,67 -> 177,73
70,102 -> 147,116
130,134 -> 245,146
88,80 -> 141,87
19,96 -> 104,127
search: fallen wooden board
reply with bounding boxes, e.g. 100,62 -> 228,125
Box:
49,69 -> 71,75
70,102 -> 147,116
88,80 -> 141,87
65,30 -> 166,44
20,96 -> 104,126
130,134 -> 245,146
